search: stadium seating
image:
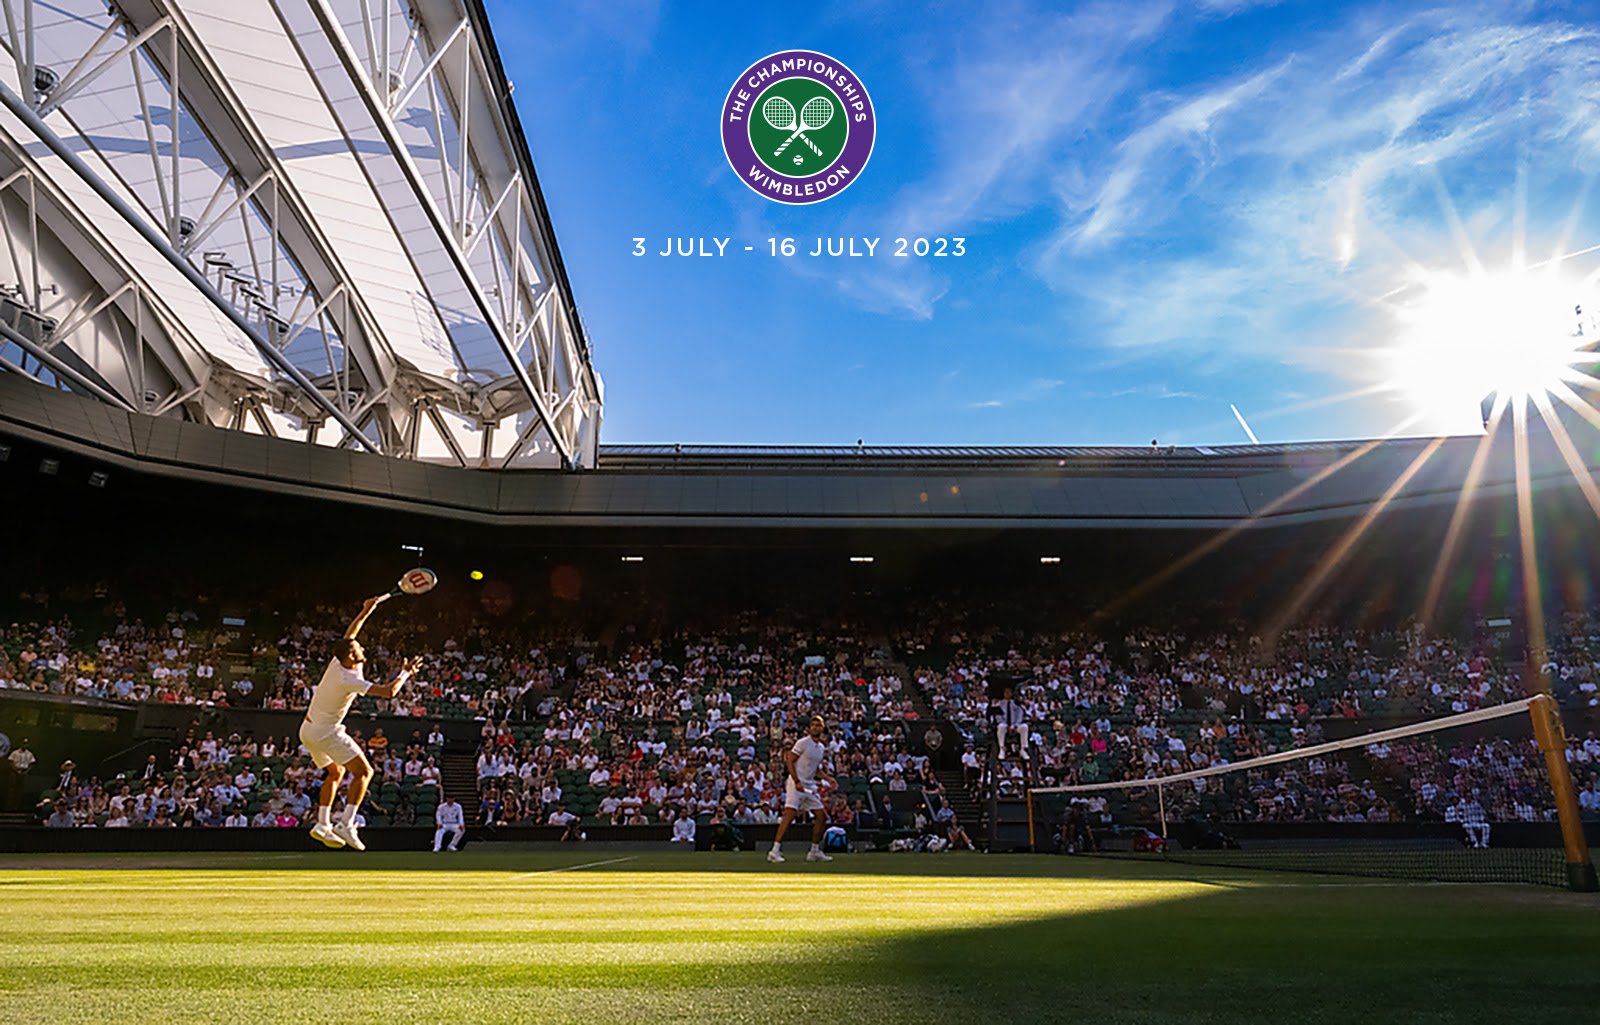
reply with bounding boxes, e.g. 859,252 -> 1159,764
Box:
6,588 -> 1598,833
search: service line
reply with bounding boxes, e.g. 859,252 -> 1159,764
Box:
509,856 -> 638,879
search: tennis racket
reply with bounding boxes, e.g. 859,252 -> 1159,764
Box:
775,96 -> 832,158
762,95 -> 796,134
387,567 -> 438,599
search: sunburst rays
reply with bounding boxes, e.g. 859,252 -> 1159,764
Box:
1262,435 -> 1447,645
1418,395 -> 1508,626
1095,175 -> 1600,688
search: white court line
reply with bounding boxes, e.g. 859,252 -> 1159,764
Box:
509,856 -> 637,879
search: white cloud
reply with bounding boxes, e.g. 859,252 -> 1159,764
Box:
1107,384 -> 1205,400
765,243 -> 949,321
810,0 -> 1176,319
833,265 -> 949,321
966,377 -> 1064,410
1069,58 -> 1293,247
1027,5 -> 1600,391
1191,0 -> 1285,13
887,0 -> 1176,239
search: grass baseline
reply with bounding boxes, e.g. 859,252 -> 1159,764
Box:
1,851 -> 1596,1025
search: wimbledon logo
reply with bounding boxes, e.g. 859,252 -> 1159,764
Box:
721,50 -> 875,205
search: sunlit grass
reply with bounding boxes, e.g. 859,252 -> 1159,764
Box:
0,852 -> 1595,1025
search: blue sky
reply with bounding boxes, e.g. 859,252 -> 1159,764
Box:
487,0 -> 1600,447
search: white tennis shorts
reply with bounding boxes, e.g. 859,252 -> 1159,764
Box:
785,779 -> 825,813
299,721 -> 363,768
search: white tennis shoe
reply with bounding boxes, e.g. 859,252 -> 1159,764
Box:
309,822 -> 345,848
766,848 -> 785,863
806,849 -> 832,862
331,821 -> 365,851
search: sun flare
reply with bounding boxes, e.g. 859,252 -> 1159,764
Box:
1381,268 -> 1594,430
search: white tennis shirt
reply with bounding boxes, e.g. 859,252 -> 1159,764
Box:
304,658 -> 371,729
791,735 -> 826,787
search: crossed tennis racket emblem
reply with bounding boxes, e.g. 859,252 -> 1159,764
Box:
762,94 -> 835,159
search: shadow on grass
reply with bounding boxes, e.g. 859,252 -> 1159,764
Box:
848,881 -> 1600,1025
3,853 -> 1599,1025
7,877 -> 1597,1025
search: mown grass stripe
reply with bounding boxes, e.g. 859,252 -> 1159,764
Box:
1,852 -> 1594,1025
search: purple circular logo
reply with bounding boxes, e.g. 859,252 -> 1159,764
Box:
721,50 -> 875,205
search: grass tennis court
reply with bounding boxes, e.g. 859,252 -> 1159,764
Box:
2,850 -> 1597,1025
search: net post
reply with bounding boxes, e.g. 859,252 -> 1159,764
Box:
1157,783 -> 1167,841
1528,694 -> 1598,892
1026,789 -> 1036,852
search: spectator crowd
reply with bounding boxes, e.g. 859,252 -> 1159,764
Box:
7,584 -> 1600,837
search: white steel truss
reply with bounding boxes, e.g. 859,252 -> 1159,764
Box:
0,0 -> 601,467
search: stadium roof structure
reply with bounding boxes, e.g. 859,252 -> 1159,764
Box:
4,372 -> 1598,532
0,0 -> 601,468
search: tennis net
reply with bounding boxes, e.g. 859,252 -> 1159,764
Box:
1029,695 -> 1597,889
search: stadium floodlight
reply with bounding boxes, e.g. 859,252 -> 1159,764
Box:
87,471 -> 108,488
1039,556 -> 1061,564
849,556 -> 874,563
620,555 -> 645,563
38,458 -> 58,476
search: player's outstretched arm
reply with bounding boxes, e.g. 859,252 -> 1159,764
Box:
369,655 -> 421,699
344,594 -> 389,640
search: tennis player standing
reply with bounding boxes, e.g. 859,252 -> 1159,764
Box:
301,594 -> 419,850
769,715 -> 836,863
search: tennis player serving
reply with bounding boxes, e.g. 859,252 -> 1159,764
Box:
301,594 -> 420,851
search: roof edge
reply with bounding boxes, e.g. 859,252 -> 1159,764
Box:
463,0 -> 598,396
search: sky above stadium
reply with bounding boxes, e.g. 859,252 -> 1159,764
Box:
488,0 -> 1600,447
